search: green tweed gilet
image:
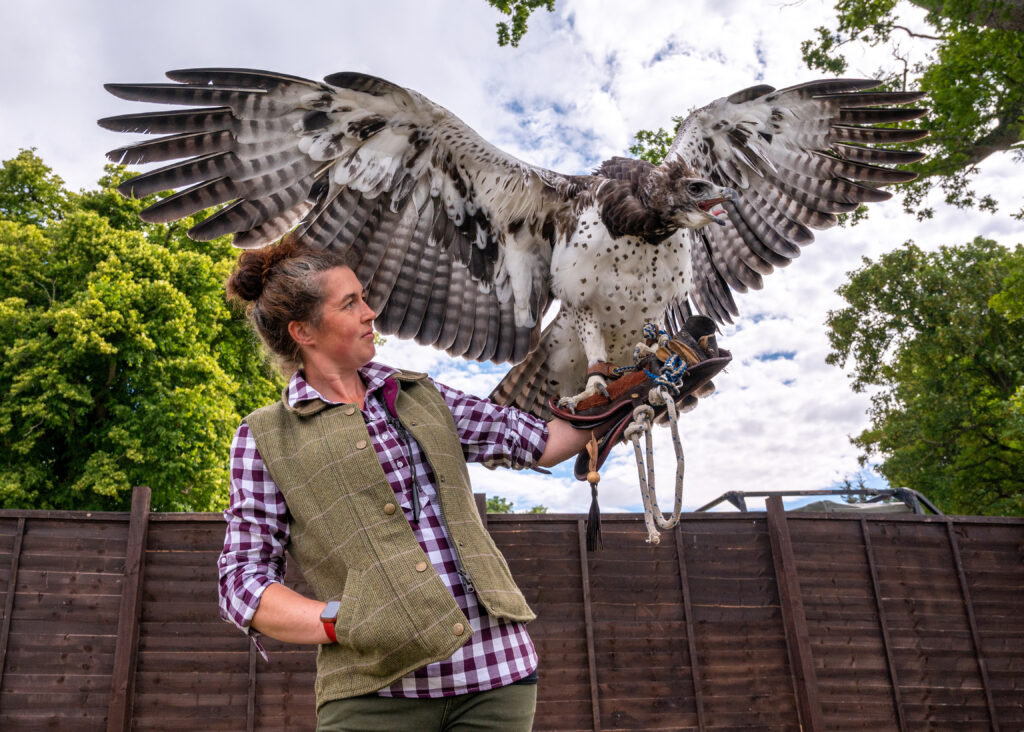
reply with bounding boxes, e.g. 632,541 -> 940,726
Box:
244,370 -> 535,708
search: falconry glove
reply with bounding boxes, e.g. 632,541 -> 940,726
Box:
548,315 -> 732,481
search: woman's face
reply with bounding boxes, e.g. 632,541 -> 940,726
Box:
300,267 -> 377,372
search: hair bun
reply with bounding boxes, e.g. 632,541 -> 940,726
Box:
226,250 -> 267,302
227,234 -> 305,303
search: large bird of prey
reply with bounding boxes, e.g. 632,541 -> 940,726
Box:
100,69 -> 926,418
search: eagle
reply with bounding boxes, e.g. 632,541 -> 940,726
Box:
100,69 -> 926,418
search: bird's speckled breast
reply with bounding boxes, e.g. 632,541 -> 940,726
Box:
551,209 -> 693,362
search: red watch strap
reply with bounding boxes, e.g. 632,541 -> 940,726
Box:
322,619 -> 338,644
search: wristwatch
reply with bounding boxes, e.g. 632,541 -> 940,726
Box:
320,600 -> 341,644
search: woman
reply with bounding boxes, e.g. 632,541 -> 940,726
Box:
217,236 -> 596,731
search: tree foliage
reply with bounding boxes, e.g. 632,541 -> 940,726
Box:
628,116 -> 685,166
0,150 -> 281,512
486,495 -> 515,513
826,237 -> 1024,515
0,149 -> 69,228
990,244 -> 1024,322
802,0 -> 1024,219
486,0 -> 555,47
485,494 -> 548,513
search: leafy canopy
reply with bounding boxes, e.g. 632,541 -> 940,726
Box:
486,494 -> 549,513
826,237 -> 1024,515
0,150 -> 281,512
486,0 -> 556,47
628,116 -> 685,167
0,149 -> 70,227
802,0 -> 1024,220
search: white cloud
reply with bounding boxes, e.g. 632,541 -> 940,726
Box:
3,0 -> 1021,517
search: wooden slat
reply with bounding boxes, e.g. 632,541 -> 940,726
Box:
947,521 -> 1000,732
105,486 -> 151,732
862,517 -> 907,732
577,519 -> 600,732
674,526 -> 705,731
0,518 -> 25,693
766,497 -> 824,731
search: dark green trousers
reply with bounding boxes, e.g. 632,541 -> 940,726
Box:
316,682 -> 537,731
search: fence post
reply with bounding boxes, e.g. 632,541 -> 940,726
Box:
106,486 -> 152,732
766,496 -> 824,732
0,517 -> 26,694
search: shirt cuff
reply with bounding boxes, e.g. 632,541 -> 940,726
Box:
240,579 -> 276,661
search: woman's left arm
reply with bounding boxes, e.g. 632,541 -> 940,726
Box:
537,417 -> 598,468
432,379 -> 599,470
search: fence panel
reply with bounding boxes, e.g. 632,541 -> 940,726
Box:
0,496 -> 1021,731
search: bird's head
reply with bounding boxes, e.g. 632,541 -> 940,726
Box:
646,164 -> 736,230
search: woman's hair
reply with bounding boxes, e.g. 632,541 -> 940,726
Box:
226,234 -> 352,371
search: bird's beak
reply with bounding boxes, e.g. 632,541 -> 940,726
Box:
697,186 -> 737,226
696,185 -> 738,212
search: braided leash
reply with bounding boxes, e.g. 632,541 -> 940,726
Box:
624,385 -> 687,544
560,317 -> 730,549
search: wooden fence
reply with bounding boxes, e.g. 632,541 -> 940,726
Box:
0,487 -> 1021,731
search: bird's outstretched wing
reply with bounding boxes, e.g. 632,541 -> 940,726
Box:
663,79 -> 927,326
100,68 -> 581,363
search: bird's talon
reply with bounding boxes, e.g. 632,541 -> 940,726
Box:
597,382 -> 610,399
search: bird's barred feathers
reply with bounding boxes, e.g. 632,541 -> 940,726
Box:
100,68 -> 926,414
667,78 -> 925,323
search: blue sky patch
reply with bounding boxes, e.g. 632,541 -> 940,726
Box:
753,42 -> 767,80
755,350 -> 796,362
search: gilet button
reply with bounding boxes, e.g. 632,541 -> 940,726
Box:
415,561 -> 428,572
355,439 -> 367,449
384,503 -> 396,515
344,406 -> 356,416
452,622 -> 465,636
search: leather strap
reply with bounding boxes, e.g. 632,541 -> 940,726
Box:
322,618 -> 338,644
587,361 -> 618,379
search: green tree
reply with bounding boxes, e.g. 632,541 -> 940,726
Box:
826,237 -> 1024,515
0,148 -> 69,227
802,0 -> 1024,219
486,0 -> 555,47
486,495 -> 514,513
990,244 -> 1024,322
628,116 -> 685,166
0,150 -> 281,512
485,495 -> 548,513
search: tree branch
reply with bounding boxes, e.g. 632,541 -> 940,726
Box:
891,23 -> 941,40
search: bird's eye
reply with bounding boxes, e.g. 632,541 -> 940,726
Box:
687,182 -> 704,195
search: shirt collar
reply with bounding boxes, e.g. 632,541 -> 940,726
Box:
285,361 -> 399,407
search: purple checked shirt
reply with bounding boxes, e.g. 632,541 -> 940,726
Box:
218,362 -> 548,698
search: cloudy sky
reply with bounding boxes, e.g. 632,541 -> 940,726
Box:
3,1 -> 1020,514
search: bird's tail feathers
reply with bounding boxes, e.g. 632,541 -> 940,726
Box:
489,323 -> 557,422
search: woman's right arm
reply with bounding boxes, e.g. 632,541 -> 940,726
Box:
218,424 -> 329,647
251,583 -> 331,644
